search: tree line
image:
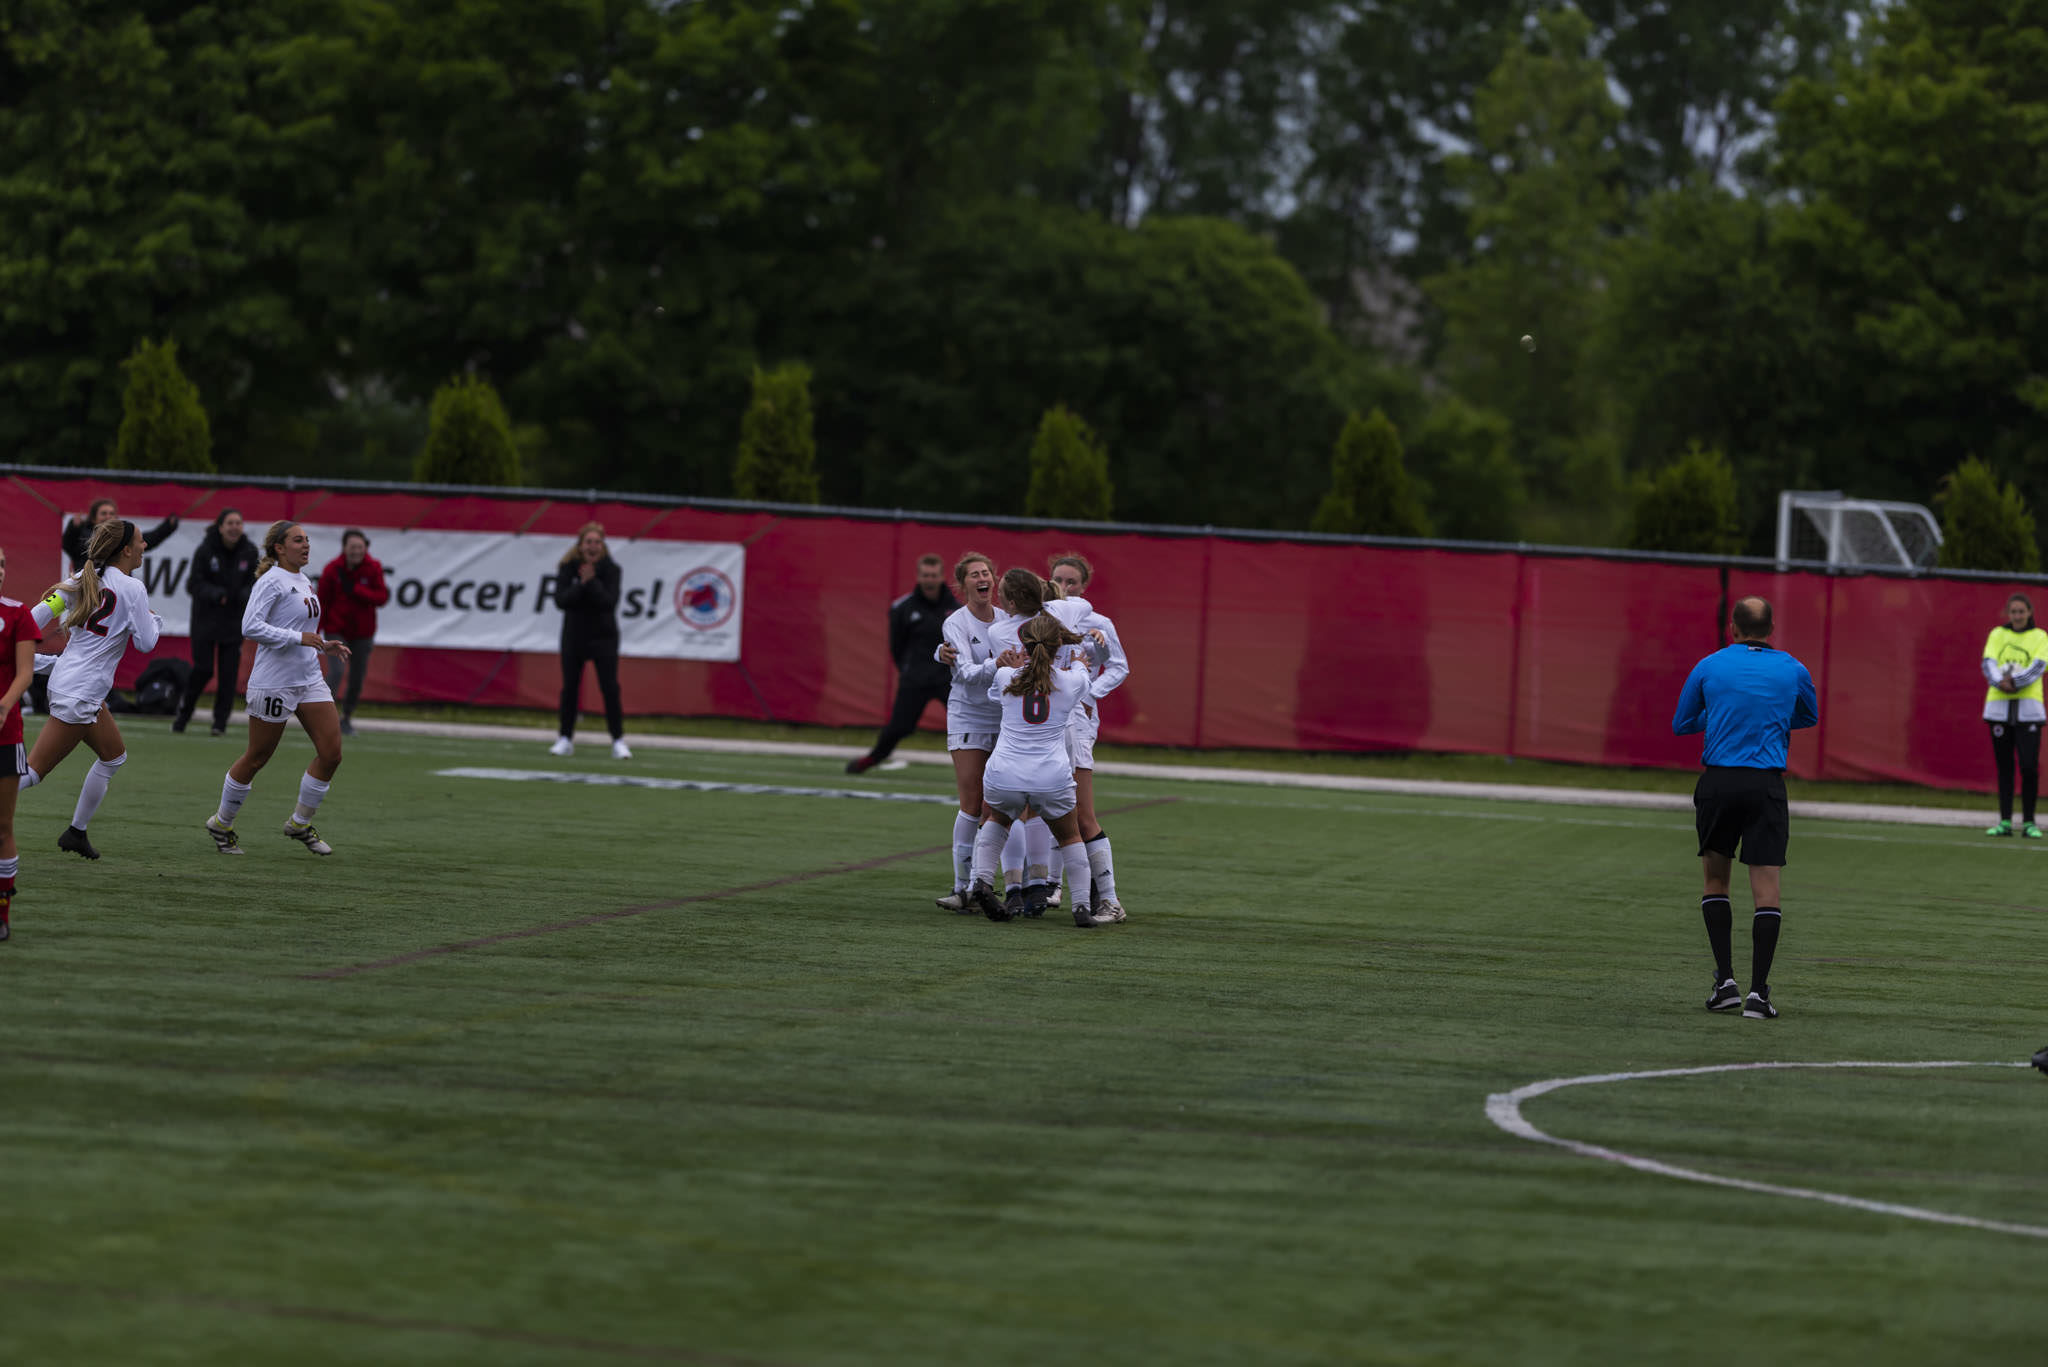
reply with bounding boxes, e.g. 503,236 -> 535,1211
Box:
4,0 -> 2045,566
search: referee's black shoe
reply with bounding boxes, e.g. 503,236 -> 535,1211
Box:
1743,989 -> 1778,1020
1705,978 -> 1742,1012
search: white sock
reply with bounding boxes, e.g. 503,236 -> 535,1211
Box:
292,773 -> 331,825
950,810 -> 979,892
0,854 -> 17,885
1001,821 -> 1027,892
1024,817 -> 1053,888
216,774 -> 252,825
1087,832 -> 1118,902
1060,842 -> 1091,914
71,753 -> 126,829
971,819 -> 1007,889
18,766 -> 40,791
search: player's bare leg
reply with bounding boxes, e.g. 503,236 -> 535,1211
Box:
280,701 -> 344,854
208,715 -> 286,855
0,773 -> 18,939
56,707 -> 128,858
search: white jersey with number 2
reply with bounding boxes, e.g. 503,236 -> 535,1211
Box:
39,566 -> 162,705
242,568 -> 324,691
985,664 -> 1090,791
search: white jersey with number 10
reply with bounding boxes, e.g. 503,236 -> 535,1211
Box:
243,568 -> 325,691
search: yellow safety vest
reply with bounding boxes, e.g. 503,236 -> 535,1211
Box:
1983,626 -> 2048,704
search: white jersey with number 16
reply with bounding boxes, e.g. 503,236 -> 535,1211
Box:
243,568 -> 324,691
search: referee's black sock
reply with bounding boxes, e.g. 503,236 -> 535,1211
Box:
1701,896 -> 1734,982
1752,908 -> 1782,994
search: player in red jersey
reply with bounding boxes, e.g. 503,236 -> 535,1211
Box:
0,544 -> 45,941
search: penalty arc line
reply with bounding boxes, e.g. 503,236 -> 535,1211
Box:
301,797 -> 1179,981
1485,1060 -> 2048,1240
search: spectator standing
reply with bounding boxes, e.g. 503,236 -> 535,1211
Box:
64,497 -> 179,573
1671,597 -> 1819,1022
548,522 -> 629,760
175,508 -> 260,736
847,554 -> 959,775
317,529 -> 390,737
1978,593 -> 2048,837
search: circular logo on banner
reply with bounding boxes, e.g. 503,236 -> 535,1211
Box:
674,568 -> 736,631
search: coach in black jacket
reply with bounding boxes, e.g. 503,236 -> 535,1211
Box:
174,508 -> 260,735
550,523 -> 629,758
847,555 -> 959,774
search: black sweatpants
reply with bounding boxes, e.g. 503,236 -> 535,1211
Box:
865,676 -> 949,763
1989,714 -> 2042,822
323,637 -> 375,717
560,635 -> 624,741
179,635 -> 243,730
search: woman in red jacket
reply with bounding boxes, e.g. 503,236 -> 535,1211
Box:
316,529 -> 390,737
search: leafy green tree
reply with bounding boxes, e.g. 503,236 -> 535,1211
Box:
415,375 -> 522,487
1425,8 -> 1630,528
1310,409 -> 1430,537
1024,406 -> 1113,521
1625,444 -> 1743,555
109,339 -> 215,473
1406,396 -> 1522,542
734,364 -> 820,504
1937,458 -> 2040,573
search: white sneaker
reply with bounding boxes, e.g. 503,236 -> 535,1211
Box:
548,736 -> 573,757
1047,883 -> 1063,909
1093,898 -> 1127,924
611,738 -> 632,760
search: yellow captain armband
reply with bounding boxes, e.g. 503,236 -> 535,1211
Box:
41,590 -> 68,616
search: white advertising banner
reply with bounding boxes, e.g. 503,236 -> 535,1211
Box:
124,523 -> 744,661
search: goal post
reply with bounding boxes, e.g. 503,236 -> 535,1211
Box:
1775,491 -> 1943,570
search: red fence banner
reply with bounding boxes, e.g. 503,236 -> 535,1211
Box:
0,470 -> 2029,793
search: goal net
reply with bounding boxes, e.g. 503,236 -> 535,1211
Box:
1776,492 -> 1942,569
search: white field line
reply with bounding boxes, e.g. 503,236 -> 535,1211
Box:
1487,1061 -> 2048,1239
352,717 -> 1993,830
433,767 -> 955,805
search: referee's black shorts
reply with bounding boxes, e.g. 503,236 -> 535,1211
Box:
1694,765 -> 1790,866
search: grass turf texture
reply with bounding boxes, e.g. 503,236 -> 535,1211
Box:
2,722 -> 2043,1365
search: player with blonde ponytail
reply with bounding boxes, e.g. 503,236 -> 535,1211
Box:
203,521 -> 353,856
20,519 -> 161,860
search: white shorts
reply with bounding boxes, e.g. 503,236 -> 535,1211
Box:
948,730 -> 999,753
45,690 -> 106,727
982,777 -> 1078,822
1066,702 -> 1099,771
248,678 -> 334,725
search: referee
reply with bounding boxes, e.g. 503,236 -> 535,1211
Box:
846,554 -> 958,775
1671,596 -> 1819,1021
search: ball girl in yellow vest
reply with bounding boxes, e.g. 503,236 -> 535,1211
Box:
1982,593 -> 2048,836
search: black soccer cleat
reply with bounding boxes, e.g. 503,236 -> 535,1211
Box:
1705,978 -> 1742,1012
1022,884 -> 1048,919
2031,1046 -> 2048,1076
57,825 -> 100,861
1002,887 -> 1025,921
970,880 -> 1010,922
1743,989 -> 1778,1020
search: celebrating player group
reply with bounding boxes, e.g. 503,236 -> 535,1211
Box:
0,520 -> 353,941
932,552 -> 1129,928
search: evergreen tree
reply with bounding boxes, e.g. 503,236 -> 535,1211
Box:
1024,405 -> 1113,522
734,364 -> 820,504
1937,458 -> 2040,573
1310,409 -> 1429,537
1625,443 -> 1743,554
415,375 -> 522,487
109,338 -> 215,472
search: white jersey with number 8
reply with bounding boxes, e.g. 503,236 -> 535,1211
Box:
986,665 -> 1089,785
243,568 -> 324,691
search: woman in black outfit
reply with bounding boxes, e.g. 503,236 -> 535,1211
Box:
175,507 -> 260,736
549,521 -> 629,759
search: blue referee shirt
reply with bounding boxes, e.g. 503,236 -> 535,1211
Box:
1672,641 -> 1820,770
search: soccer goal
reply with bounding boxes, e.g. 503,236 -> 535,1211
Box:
1775,491 -> 1942,569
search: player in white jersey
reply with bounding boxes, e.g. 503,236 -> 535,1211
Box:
927,551 -> 1003,912
20,519 -> 162,859
978,567 -> 1111,915
203,521 -> 353,857
966,614 -> 1109,926
1048,553 -> 1130,922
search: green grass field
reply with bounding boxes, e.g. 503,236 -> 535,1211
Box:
3,719 -> 2044,1365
